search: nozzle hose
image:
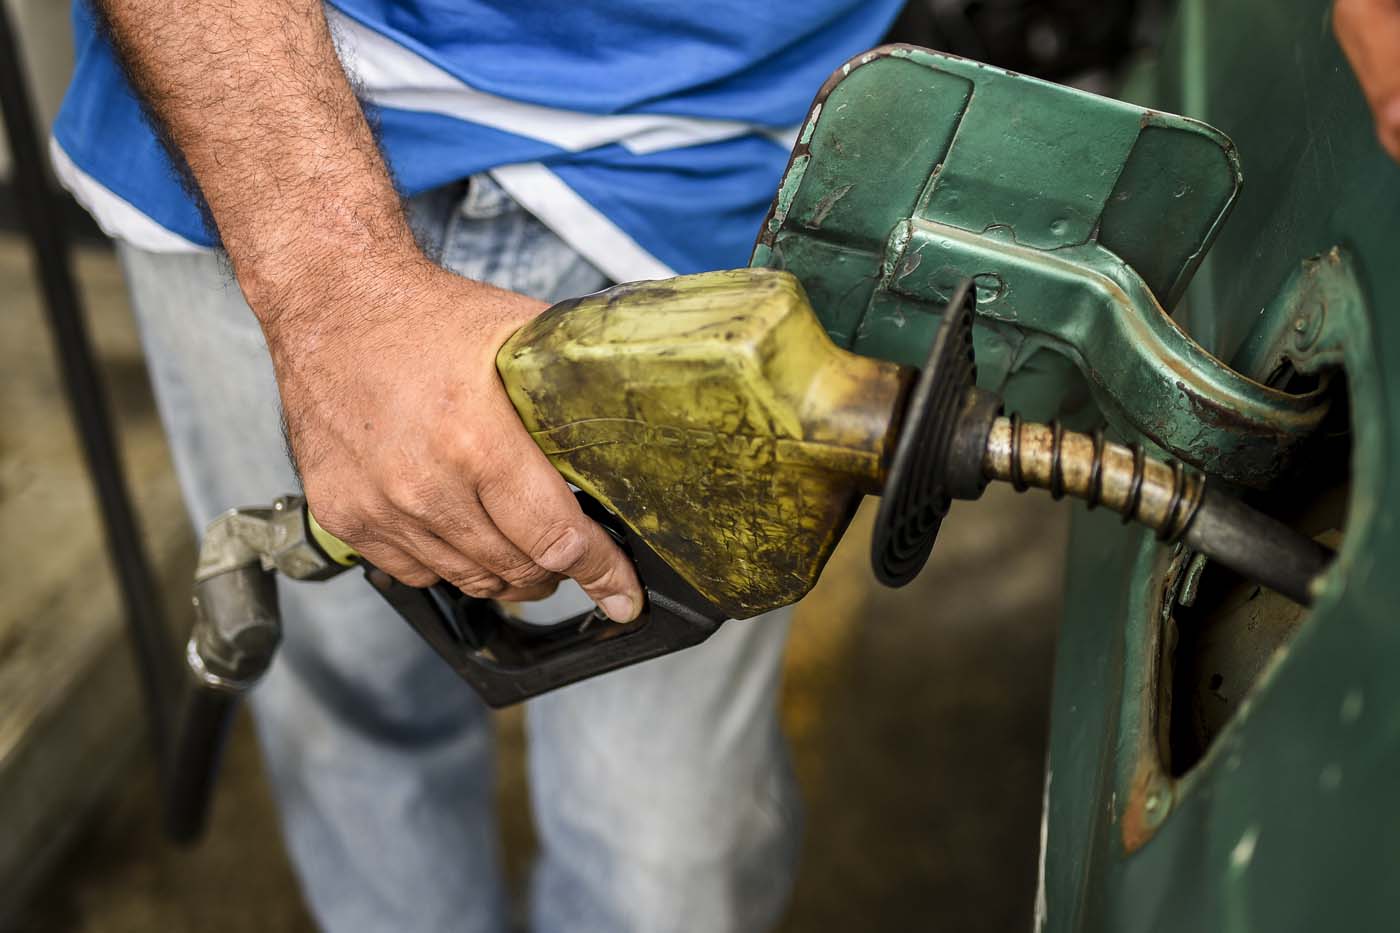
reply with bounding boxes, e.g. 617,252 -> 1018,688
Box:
981,416 -> 1333,606
168,499 -> 344,843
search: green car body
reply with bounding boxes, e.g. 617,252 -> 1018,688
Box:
756,1 -> 1398,928
1045,1 -> 1399,929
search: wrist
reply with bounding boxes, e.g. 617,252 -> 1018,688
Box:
239,222 -> 430,343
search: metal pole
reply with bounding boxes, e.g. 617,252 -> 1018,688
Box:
0,4 -> 175,756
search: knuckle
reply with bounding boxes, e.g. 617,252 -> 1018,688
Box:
356,544 -> 437,588
529,521 -> 588,574
381,475 -> 435,519
398,567 -> 440,588
496,554 -> 554,587
449,426 -> 495,465
589,559 -> 628,597
435,508 -> 487,545
451,569 -> 507,598
471,460 -> 513,502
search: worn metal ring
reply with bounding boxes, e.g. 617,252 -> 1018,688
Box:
1009,412 -> 1028,492
1122,443 -> 1146,525
1158,461 -> 1187,541
1086,428 -> 1105,510
1049,420 -> 1066,500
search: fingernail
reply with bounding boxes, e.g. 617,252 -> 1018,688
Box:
600,594 -> 637,623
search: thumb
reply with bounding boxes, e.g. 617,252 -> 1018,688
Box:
478,443 -> 644,622
533,515 -> 644,623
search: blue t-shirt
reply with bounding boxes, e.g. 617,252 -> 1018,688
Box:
53,1 -> 903,281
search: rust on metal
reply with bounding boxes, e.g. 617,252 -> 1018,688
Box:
983,416 -> 1205,541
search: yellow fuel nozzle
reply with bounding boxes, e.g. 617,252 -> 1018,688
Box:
235,267 -> 1331,719
300,269 -> 908,620
307,267 -> 1334,620
497,268 -> 910,619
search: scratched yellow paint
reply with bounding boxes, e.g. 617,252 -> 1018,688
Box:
498,269 -> 909,617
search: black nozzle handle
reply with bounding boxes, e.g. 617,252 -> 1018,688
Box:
363,493 -> 731,707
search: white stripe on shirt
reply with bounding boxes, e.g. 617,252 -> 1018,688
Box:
52,13 -> 788,264
490,162 -> 674,282
328,10 -> 796,156
49,139 -> 205,253
51,135 -> 676,283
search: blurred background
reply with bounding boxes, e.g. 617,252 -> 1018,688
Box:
0,2 -> 1154,930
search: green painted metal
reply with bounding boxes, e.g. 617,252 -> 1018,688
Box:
748,23 -> 1397,929
1042,0 -> 1400,930
1230,248 -> 1362,388
752,46 -> 1327,486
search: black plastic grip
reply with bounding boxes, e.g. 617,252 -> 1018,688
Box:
363,493 -> 730,707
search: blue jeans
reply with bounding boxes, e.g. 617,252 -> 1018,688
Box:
119,176 -> 801,933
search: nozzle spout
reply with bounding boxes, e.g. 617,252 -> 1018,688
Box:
979,415 -> 1334,606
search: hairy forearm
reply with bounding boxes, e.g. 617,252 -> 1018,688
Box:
98,0 -> 422,326
97,0 -> 644,616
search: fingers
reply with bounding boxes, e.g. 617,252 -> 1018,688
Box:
494,580 -> 563,603
308,493 -> 442,587
341,475 -> 636,616
477,448 -> 644,622
389,491 -> 617,612
285,269 -> 642,620
350,538 -> 440,588
398,521 -> 561,598
1335,0 -> 1400,160
422,494 -> 558,590
325,506 -> 563,603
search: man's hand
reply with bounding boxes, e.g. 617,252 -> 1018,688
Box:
1336,0 -> 1400,162
98,0 -> 641,619
269,257 -> 642,617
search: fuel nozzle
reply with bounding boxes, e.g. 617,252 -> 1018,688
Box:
172,270 -> 1336,842
872,282 -> 1335,607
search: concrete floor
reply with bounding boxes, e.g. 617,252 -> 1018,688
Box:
3,233 -> 1067,932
